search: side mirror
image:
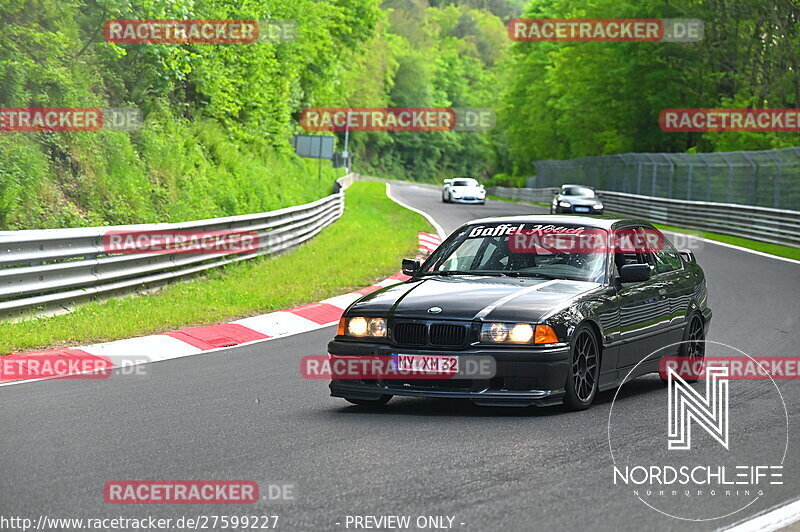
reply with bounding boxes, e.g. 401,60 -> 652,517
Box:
402,258 -> 421,276
619,264 -> 651,283
678,250 -> 696,263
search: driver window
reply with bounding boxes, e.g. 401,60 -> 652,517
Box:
614,227 -> 654,276
649,233 -> 683,274
439,238 -> 481,270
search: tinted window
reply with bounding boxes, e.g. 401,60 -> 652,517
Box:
452,179 -> 476,187
562,186 -> 595,197
613,227 -> 655,275
650,235 -> 683,274
425,224 -> 607,282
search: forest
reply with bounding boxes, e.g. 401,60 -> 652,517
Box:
0,0 -> 797,228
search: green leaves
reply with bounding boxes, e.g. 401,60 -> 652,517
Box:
498,0 -> 800,173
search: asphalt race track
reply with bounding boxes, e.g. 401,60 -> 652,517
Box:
2,182 -> 799,531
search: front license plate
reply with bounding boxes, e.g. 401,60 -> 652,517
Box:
574,206 -> 590,213
393,354 -> 459,374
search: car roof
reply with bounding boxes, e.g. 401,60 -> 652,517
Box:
462,214 -> 649,230
560,184 -> 593,189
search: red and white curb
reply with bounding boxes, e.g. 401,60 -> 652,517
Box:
0,232 -> 442,386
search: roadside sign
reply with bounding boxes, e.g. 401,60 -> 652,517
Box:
291,135 -> 334,159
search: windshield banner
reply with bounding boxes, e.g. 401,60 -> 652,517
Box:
491,225 -> 667,253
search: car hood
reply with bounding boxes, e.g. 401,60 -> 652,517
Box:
348,276 -> 601,323
558,195 -> 598,206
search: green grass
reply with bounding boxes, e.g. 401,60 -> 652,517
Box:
0,113 -> 340,230
0,182 -> 431,354
651,223 -> 800,261
488,195 -> 799,261
487,195 -> 550,208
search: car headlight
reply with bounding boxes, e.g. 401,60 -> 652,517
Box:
452,191 -> 462,198
340,317 -> 387,338
480,323 -> 559,344
594,203 -> 604,209
559,201 -> 571,208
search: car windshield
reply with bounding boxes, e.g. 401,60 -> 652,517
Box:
562,186 -> 595,197
452,179 -> 477,187
422,223 -> 607,283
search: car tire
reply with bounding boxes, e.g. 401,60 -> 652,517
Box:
563,325 -> 600,411
344,395 -> 392,407
660,313 -> 705,384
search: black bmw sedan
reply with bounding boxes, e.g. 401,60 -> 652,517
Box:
328,216 -> 711,410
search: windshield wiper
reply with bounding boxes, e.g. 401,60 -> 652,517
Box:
496,271 -> 560,279
419,270 -> 478,276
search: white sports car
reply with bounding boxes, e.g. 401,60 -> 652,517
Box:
442,177 -> 486,204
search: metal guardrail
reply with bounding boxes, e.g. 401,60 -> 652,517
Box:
0,174 -> 356,319
488,186 -> 800,247
490,186 -> 559,203
528,147 -> 800,210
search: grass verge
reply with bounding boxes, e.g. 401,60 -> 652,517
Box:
0,181 -> 431,353
489,195 -> 799,261
652,223 -> 800,261
487,195 -> 550,208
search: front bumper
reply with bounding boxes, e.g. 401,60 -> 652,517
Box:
327,339 -> 570,407
554,205 -> 603,215
451,196 -> 485,204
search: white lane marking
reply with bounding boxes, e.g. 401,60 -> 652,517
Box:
0,231 -> 434,388
0,322 -> 339,388
719,497 -> 800,532
662,231 -> 800,266
385,182 -> 446,239
419,233 -> 441,243
82,335 -> 202,362
233,311 -> 319,337
390,182 -> 798,265
322,292 -> 363,309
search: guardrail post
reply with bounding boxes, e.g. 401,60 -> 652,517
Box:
636,162 -> 643,195
726,163 -> 733,203
666,154 -> 675,199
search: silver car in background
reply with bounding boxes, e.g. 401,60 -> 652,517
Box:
442,177 -> 486,204
550,184 -> 604,214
